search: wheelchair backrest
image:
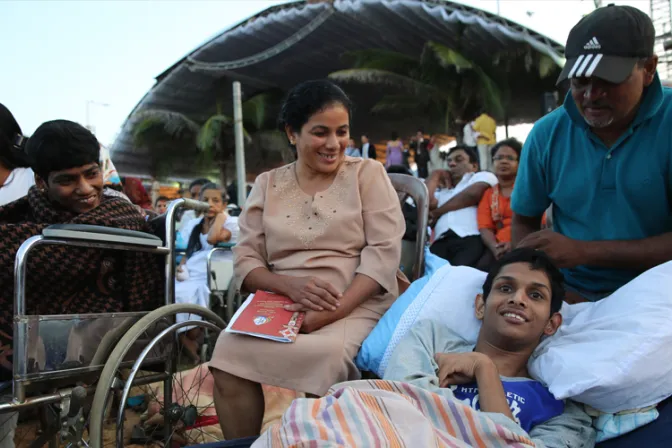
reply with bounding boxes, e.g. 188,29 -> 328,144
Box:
388,174 -> 429,281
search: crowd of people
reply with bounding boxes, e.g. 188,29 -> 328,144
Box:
0,4 -> 671,447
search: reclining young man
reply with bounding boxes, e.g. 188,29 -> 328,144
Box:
384,248 -> 596,447
0,119 -> 164,380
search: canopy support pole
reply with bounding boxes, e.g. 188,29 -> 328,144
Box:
233,81 -> 247,207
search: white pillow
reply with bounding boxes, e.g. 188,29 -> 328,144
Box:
530,260 -> 672,412
382,261 -> 672,413
378,264 -> 486,375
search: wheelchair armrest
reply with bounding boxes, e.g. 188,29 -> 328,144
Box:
42,224 -> 163,247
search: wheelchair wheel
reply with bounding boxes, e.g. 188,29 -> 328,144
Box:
225,276 -> 249,322
88,304 -> 226,448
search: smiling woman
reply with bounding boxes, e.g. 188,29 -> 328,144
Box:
208,80 -> 407,440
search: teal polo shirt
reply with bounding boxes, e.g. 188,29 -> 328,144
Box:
511,75 -> 672,294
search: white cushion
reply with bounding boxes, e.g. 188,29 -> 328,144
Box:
530,261 -> 672,412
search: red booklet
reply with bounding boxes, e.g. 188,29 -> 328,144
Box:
225,291 -> 304,343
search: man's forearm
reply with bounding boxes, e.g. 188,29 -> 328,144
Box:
511,213 -> 542,247
475,361 -> 514,421
432,184 -> 488,218
580,232 -> 672,270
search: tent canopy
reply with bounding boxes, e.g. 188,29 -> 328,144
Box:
111,0 -> 565,178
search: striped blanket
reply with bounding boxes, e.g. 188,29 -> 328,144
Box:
253,380 -> 536,447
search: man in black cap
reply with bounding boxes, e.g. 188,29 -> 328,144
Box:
511,5 -> 672,445
512,4 -> 670,299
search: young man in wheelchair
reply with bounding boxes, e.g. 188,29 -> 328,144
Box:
0,119 -> 163,380
384,248 -> 595,447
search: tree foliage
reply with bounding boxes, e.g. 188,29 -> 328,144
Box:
330,40 -> 559,133
131,90 -> 282,180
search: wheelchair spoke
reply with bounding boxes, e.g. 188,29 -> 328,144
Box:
93,316 -> 222,447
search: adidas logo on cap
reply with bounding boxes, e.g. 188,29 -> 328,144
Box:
584,37 -> 601,50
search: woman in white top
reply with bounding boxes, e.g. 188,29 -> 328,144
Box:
0,104 -> 34,207
175,183 -> 239,360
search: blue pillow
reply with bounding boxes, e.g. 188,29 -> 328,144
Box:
355,248 -> 447,374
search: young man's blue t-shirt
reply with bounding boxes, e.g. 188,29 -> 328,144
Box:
511,75 -> 672,294
450,377 -> 564,433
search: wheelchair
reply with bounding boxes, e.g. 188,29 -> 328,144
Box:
206,243 -> 246,324
0,198 -> 228,448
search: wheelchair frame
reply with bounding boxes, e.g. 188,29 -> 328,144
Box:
206,243 -> 244,322
0,198 -> 226,448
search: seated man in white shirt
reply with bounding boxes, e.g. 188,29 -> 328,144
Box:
428,145 -> 497,270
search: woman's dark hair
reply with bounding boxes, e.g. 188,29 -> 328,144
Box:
155,196 -> 169,206
277,80 -> 352,140
189,178 -> 211,191
390,131 -> 399,141
185,183 -> 224,258
0,103 -> 31,170
25,120 -> 100,181
482,248 -> 565,315
491,138 -> 523,160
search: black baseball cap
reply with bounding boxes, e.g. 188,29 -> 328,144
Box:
556,4 -> 655,85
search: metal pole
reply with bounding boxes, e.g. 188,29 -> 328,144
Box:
233,81 -> 247,208
13,235 -> 44,404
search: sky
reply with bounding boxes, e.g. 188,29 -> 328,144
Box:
0,0 -> 652,147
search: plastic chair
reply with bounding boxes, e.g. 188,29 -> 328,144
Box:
388,173 -> 429,281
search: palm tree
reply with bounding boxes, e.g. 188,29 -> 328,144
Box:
329,41 -> 557,135
131,90 -> 284,183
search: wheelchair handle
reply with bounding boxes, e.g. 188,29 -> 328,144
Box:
179,198 -> 210,213
68,386 -> 87,418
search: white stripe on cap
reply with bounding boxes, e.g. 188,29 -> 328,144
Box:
567,55 -> 586,78
574,54 -> 594,77
585,53 -> 604,77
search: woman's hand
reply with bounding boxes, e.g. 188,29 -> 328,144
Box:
176,265 -> 189,282
281,276 -> 342,312
494,241 -> 511,259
